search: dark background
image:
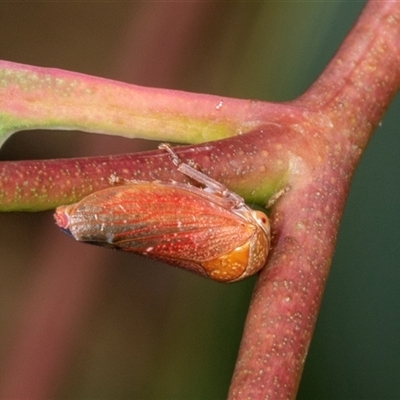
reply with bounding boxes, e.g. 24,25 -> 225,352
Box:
0,2 -> 399,399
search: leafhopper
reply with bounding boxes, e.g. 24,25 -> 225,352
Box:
54,145 -> 271,282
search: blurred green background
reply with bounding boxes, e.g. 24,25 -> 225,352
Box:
1,1 -> 399,399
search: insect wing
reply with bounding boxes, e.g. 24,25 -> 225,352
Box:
55,182 -> 258,269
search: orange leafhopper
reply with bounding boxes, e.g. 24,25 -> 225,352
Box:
54,144 -> 271,282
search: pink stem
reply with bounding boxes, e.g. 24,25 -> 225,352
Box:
228,1 -> 400,398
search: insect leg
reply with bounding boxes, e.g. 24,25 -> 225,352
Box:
159,143 -> 245,207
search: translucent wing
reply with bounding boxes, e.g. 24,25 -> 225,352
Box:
56,182 -> 257,263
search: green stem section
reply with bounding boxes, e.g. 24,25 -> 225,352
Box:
0,60 -> 275,147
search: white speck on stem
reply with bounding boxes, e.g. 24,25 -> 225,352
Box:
215,100 -> 224,110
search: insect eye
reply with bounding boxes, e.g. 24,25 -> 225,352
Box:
253,210 -> 270,235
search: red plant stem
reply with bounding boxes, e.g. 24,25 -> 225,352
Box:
0,125 -> 290,211
0,2 -> 399,399
228,2 -> 400,399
